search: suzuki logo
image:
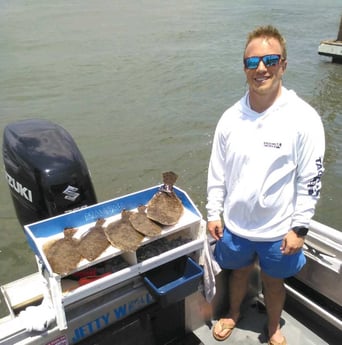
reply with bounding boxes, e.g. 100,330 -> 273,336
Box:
5,172 -> 33,202
63,185 -> 80,202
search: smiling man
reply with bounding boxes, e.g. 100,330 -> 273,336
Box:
244,33 -> 287,112
207,26 -> 325,345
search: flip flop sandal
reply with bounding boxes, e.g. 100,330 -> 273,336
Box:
268,338 -> 287,345
212,318 -> 236,341
264,324 -> 287,345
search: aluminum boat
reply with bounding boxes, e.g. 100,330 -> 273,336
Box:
0,120 -> 340,345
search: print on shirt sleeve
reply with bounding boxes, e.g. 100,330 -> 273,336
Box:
307,157 -> 324,196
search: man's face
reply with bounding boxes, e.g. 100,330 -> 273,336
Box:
244,37 -> 287,97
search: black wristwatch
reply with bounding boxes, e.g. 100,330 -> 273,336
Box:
292,226 -> 309,237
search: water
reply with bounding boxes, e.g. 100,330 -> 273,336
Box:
0,0 -> 341,284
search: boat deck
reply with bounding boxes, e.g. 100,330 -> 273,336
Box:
194,297 -> 339,345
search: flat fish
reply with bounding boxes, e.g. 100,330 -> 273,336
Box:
43,228 -> 81,275
77,218 -> 110,261
104,210 -> 144,252
129,205 -> 162,237
146,171 -> 184,226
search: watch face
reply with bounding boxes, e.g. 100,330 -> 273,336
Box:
293,226 -> 308,236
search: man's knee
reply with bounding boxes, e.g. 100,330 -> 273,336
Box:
260,271 -> 284,292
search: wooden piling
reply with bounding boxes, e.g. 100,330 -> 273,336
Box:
337,15 -> 342,41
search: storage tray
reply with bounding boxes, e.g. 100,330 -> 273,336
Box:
143,256 -> 203,307
24,185 -> 202,277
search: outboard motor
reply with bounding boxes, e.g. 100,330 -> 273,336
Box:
2,119 -> 97,227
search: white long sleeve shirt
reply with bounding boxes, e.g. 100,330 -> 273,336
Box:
206,87 -> 325,241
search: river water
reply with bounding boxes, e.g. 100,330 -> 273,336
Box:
0,0 -> 341,284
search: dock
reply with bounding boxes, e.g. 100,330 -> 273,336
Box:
318,16 -> 342,63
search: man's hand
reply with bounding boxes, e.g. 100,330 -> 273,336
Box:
207,220 -> 223,241
280,230 -> 305,255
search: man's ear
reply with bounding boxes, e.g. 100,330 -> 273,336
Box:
282,60 -> 287,72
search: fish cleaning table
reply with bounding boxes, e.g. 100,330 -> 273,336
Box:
24,185 -> 206,331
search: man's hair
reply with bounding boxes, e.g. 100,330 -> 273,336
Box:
244,25 -> 287,60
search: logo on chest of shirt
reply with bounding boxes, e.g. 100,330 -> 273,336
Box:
263,141 -> 282,149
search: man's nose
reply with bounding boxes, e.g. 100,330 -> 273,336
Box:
256,60 -> 267,71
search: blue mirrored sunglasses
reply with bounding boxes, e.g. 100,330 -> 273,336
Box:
244,54 -> 282,69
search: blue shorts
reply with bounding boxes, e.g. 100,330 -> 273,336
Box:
214,227 -> 306,278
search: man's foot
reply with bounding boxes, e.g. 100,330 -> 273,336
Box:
268,337 -> 287,345
268,328 -> 287,345
212,316 -> 239,341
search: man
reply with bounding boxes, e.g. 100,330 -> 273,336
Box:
206,25 -> 325,345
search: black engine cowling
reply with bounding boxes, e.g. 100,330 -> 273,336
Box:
2,119 -> 97,226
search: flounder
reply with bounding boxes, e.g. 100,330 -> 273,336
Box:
77,218 -> 110,261
43,228 -> 81,275
146,171 -> 184,225
104,210 -> 144,252
129,205 -> 162,237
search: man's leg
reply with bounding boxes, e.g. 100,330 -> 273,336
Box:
261,271 -> 286,343
229,264 -> 255,320
213,264 -> 254,339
